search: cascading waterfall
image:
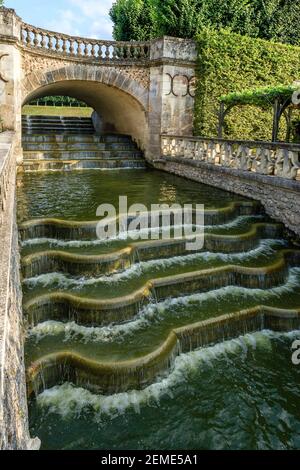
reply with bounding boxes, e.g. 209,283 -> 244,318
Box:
17,163 -> 300,450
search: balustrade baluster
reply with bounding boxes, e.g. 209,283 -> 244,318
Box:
133,45 -> 139,59
84,42 -> 89,56
112,45 -> 117,59
105,45 -> 110,59
55,36 -> 61,52
40,33 -> 47,49
33,31 -> 39,47
126,45 -> 132,59
139,45 -> 145,59
91,44 -> 96,57
96,44 -> 102,59
62,38 -> 68,54
117,46 -> 124,59
25,28 -> 32,46
79,42 -> 85,56
48,35 -> 54,51
69,40 -> 75,55
21,28 -> 26,45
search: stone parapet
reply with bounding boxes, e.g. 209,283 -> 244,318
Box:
0,132 -> 39,450
154,152 -> 300,237
161,134 -> 300,180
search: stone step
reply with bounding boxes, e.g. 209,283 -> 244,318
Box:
22,116 -> 93,123
22,124 -> 94,130
22,120 -> 93,126
23,150 -> 143,160
21,134 -> 134,144
22,142 -> 137,151
20,159 -> 146,172
23,119 -> 93,124
22,129 -> 95,135
22,115 -> 92,121
23,122 -> 94,127
22,115 -> 95,135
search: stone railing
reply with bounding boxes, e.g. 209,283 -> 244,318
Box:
161,135 -> 300,180
20,23 -> 150,62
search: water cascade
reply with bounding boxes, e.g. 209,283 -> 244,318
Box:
18,160 -> 300,449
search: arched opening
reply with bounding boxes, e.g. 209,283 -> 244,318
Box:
22,80 -> 148,150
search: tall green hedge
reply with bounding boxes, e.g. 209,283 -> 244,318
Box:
194,29 -> 300,141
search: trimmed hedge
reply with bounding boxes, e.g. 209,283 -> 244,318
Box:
194,29 -> 300,141
29,96 -> 88,107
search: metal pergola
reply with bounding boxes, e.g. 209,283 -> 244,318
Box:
218,90 -> 299,142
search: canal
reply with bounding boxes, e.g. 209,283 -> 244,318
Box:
17,168 -> 300,450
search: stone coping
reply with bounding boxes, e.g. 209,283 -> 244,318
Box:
160,156 -> 300,192
0,132 -> 15,396
161,134 -> 300,152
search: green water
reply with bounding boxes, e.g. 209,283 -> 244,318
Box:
25,273 -> 300,363
18,168 -> 300,450
17,169 -> 246,222
29,331 -> 300,450
22,242 -> 289,301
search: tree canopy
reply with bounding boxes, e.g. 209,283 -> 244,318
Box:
109,0 -> 300,45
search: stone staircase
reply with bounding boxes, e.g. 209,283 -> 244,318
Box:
21,115 -> 146,171
22,115 -> 95,134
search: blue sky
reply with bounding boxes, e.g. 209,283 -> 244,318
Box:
4,0 -> 114,39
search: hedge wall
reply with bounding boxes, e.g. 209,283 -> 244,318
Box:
194,29 -> 300,141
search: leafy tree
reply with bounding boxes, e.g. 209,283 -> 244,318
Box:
109,0 -> 300,45
152,0 -> 201,39
110,0 -> 156,41
272,0 -> 300,46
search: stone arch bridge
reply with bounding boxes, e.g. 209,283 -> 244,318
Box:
0,7 -> 196,161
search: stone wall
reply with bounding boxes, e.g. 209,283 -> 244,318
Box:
0,8 -> 22,158
153,157 -> 300,237
148,38 -> 196,160
0,132 -> 39,450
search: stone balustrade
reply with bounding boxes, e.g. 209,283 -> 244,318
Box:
161,135 -> 300,180
20,23 -> 150,62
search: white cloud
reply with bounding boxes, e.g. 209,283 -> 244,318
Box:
46,9 -> 83,36
90,18 -> 113,40
44,1 -> 114,39
68,0 -> 114,18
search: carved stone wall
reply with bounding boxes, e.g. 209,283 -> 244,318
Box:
0,132 -> 40,450
21,52 -> 151,93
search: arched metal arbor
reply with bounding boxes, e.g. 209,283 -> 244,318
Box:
218,87 -> 300,142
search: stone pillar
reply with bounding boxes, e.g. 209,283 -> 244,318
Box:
147,37 -> 197,161
0,8 -> 22,161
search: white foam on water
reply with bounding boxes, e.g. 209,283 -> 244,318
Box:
28,267 -> 300,344
21,215 -> 264,248
36,329 -> 300,421
23,238 -> 285,290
